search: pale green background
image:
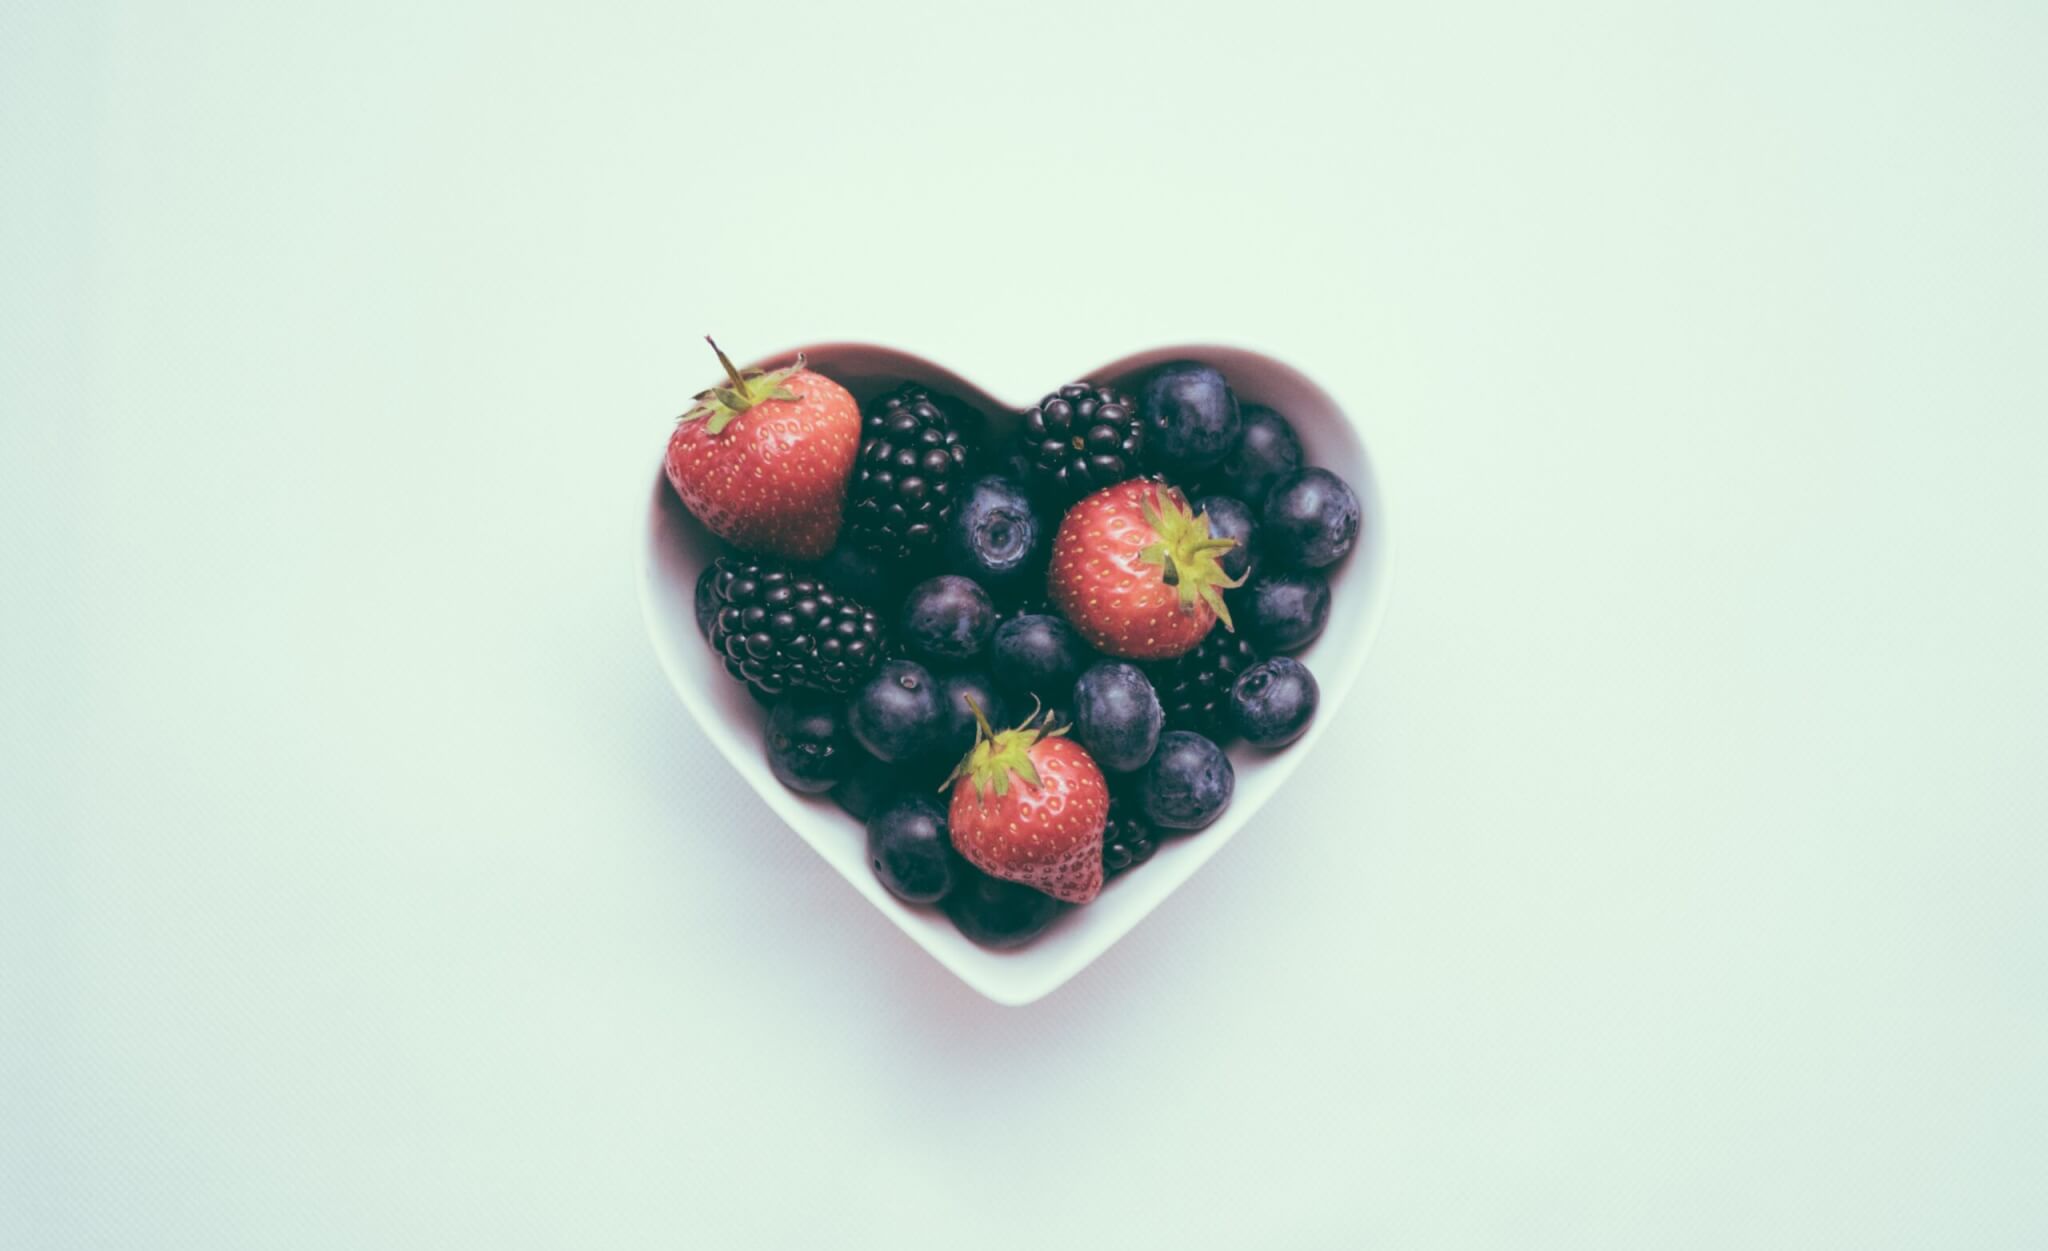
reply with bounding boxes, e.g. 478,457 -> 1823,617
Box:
4,1 -> 2045,1247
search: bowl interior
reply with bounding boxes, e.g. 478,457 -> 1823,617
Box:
639,343 -> 1390,1004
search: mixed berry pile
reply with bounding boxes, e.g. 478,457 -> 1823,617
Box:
666,341 -> 1362,950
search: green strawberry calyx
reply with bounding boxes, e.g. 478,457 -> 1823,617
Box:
678,336 -> 806,435
945,697 -> 1067,805
1137,485 -> 1247,630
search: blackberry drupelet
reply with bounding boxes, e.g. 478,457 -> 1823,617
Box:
1102,789 -> 1159,877
846,386 -> 971,562
1021,382 -> 1144,504
704,557 -> 885,699
1148,631 -> 1261,737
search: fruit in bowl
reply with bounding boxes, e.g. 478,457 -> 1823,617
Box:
664,339 -> 861,561
1047,479 -> 1245,661
643,340 -> 1383,988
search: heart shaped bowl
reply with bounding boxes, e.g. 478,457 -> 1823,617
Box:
639,343 -> 1391,1004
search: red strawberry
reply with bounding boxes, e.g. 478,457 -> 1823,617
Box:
665,338 -> 859,560
1047,480 -> 1246,660
946,703 -> 1109,905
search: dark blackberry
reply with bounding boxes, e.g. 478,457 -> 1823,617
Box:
1021,382 -> 1144,504
704,556 -> 885,699
1148,631 -> 1261,738
1102,789 -> 1159,877
846,386 -> 971,563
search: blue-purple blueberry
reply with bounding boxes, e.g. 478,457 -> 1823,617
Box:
900,574 -> 995,665
694,563 -> 720,639
1262,468 -> 1360,570
764,693 -> 857,794
991,613 -> 1091,699
1193,493 -> 1258,583
943,475 -> 1046,594
1243,570 -> 1330,653
942,868 -> 1062,949
935,670 -> 1005,757
849,659 -> 947,763
1228,657 -> 1318,749
830,765 -> 897,821
1137,730 -> 1235,830
1218,404 -> 1303,504
867,793 -> 958,904
987,442 -> 1036,485
1071,662 -> 1164,772
1137,361 -> 1241,476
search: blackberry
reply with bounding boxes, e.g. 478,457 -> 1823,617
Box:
846,386 -> 971,562
1102,789 -> 1159,877
1021,382 -> 1144,504
1148,631 -> 1261,738
704,557 -> 885,699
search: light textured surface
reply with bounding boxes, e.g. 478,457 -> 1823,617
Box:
4,1 -> 2046,1247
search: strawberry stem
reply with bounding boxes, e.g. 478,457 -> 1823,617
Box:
945,701 -> 1055,804
963,693 -> 997,740
706,335 -> 748,392
678,339 -> 809,436
1133,485 -> 1247,629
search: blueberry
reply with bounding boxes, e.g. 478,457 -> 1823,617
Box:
764,693 -> 857,794
1218,404 -> 1303,505
1071,662 -> 1164,772
848,659 -> 947,763
935,671 -> 1005,759
990,613 -> 1091,698
900,575 -> 996,665
1137,361 -> 1241,476
867,793 -> 958,904
1243,570 -> 1330,653
1262,468 -> 1361,569
830,765 -> 899,821
942,867 -> 1062,949
694,563 -> 720,639
944,475 -> 1046,593
1137,731 -> 1234,830
1229,657 -> 1318,749
814,541 -> 900,607
986,442 -> 1036,484
1193,493 -> 1258,583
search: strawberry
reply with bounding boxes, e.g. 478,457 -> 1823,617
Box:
665,338 -> 860,560
1047,480 -> 1246,661
946,702 -> 1110,905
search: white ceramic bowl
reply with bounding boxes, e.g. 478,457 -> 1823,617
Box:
639,343 -> 1391,1004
